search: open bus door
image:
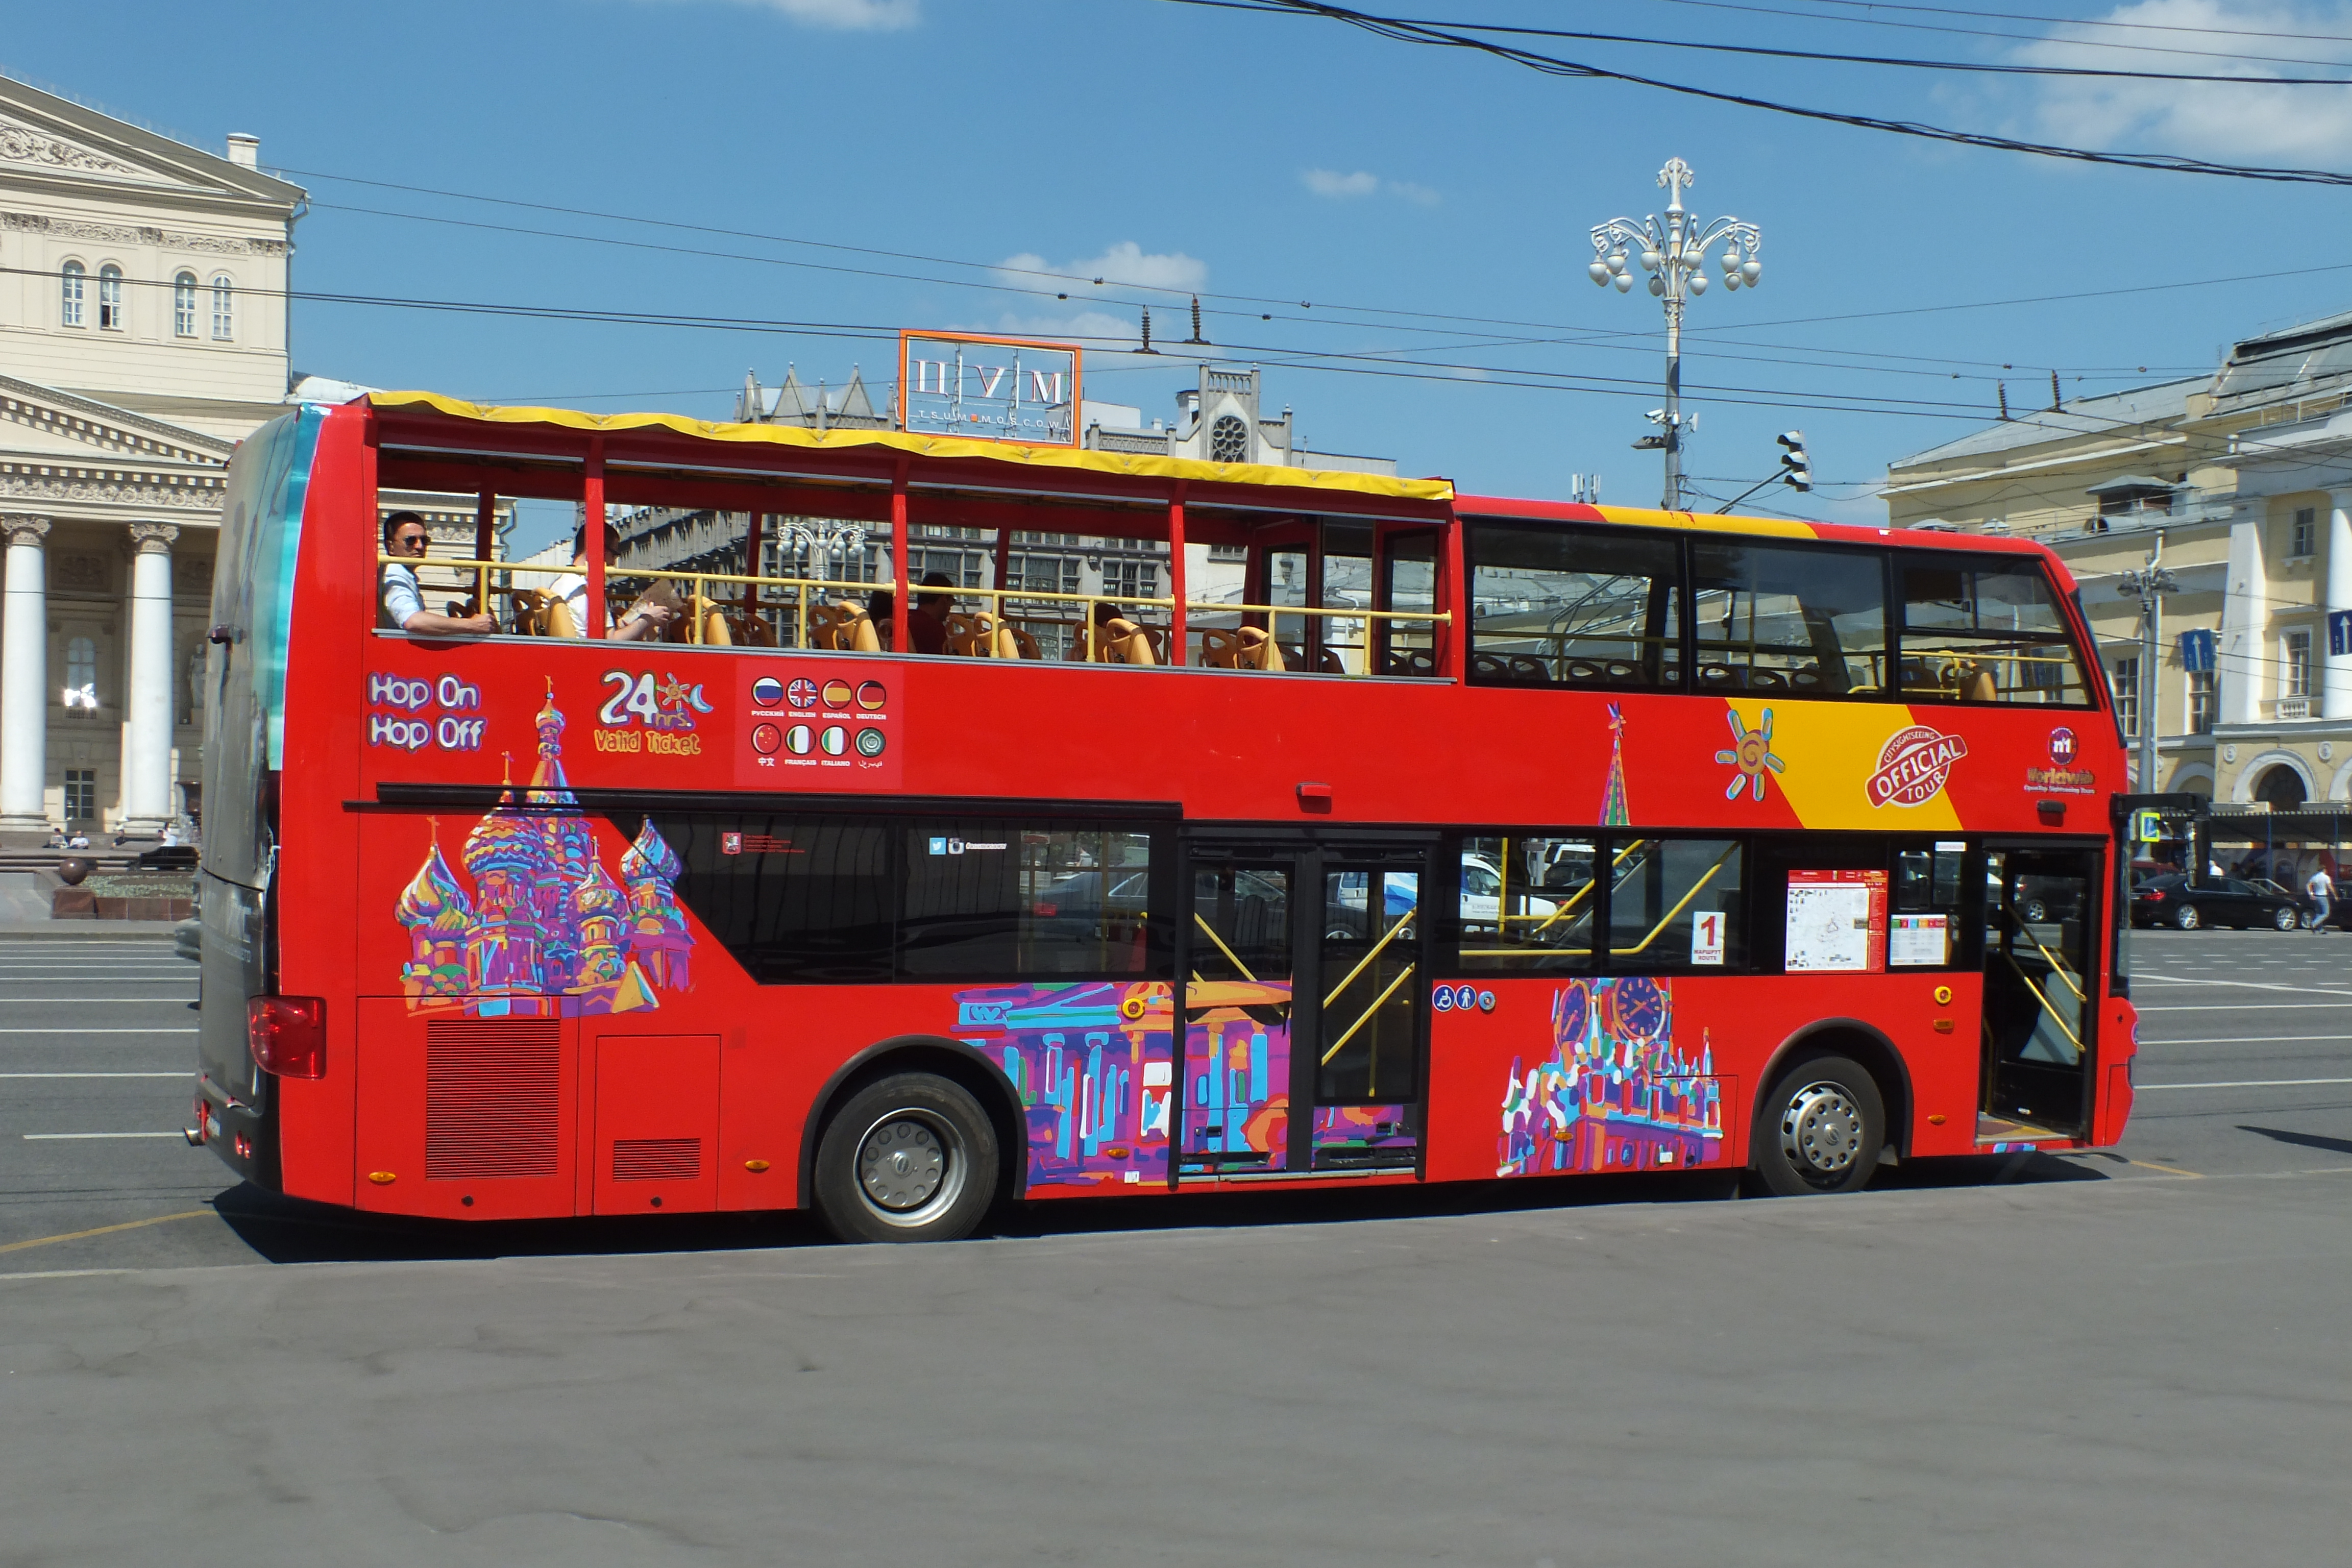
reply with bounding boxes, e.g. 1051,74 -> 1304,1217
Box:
1178,837 -> 1432,1178
1979,845 -> 2103,1139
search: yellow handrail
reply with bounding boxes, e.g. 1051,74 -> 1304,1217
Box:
1322,908 -> 1417,1008
1319,962 -> 1415,1069
1191,911 -> 1259,984
1608,842 -> 1740,958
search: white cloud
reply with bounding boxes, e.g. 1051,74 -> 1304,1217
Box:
1304,168 -> 1381,198
977,310 -> 1141,347
2017,1 -> 2352,161
1302,168 -> 1440,204
997,240 -> 1208,293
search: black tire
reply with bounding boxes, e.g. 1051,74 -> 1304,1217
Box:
1750,1054 -> 1885,1197
813,1072 -> 999,1244
2020,898 -> 2048,922
2274,905 -> 2300,932
2173,902 -> 2201,931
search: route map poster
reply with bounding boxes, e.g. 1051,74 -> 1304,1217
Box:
1784,869 -> 1888,974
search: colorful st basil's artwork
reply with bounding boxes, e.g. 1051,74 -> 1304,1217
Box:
953,982 -> 1177,1189
1499,976 -> 1724,1177
396,684 -> 695,1017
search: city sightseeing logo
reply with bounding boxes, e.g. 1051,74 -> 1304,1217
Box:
2026,724 -> 2096,795
1866,724 -> 1969,808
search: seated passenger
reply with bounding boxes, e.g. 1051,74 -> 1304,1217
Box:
865,589 -> 896,651
550,523 -> 675,643
1070,601 -> 1156,665
905,572 -> 955,655
379,511 -> 496,636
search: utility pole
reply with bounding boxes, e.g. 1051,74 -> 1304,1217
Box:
2118,538 -> 2180,793
1589,158 -> 1763,510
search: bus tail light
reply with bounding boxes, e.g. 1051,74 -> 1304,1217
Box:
249,996 -> 327,1079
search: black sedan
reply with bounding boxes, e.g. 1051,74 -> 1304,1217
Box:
2132,873 -> 2301,932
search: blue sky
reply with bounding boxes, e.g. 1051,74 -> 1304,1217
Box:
12,0 -> 2352,548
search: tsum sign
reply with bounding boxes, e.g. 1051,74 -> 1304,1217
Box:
898,331 -> 1082,447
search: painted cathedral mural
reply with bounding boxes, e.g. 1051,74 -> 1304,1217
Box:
396,684 -> 695,1017
953,981 -> 1177,1190
1499,976 -> 1723,1177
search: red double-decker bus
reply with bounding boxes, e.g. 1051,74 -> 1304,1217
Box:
190,390 -> 2137,1240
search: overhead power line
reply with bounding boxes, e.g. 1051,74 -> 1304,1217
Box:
1159,0 -> 2352,185
1632,0 -> 2352,68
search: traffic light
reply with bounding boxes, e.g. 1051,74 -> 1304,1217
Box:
1777,430 -> 1810,492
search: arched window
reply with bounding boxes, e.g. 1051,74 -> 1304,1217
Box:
60,261 -> 85,328
62,637 -> 98,710
1210,413 -> 1248,463
173,273 -> 198,337
97,264 -> 124,330
210,274 -> 234,340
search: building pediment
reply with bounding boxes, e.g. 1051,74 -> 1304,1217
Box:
0,374 -> 233,464
0,81 -> 303,211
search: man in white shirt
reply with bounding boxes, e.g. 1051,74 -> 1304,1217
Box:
2306,863 -> 2336,932
552,523 -> 674,642
380,512 -> 496,636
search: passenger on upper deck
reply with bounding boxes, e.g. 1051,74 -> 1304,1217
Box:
379,512 -> 497,637
550,523 -> 676,643
865,589 -> 896,651
905,572 -> 955,656
1072,601 -> 1156,666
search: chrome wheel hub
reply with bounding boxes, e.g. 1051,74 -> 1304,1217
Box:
856,1113 -> 958,1221
1781,1081 -> 1864,1180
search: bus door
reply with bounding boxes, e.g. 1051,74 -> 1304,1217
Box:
1180,839 -> 1431,1177
1979,846 -> 2102,1136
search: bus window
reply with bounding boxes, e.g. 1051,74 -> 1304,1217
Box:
660,816 -> 896,985
1377,531 -> 1440,678
1466,521 -> 1681,690
1455,834 -> 1594,970
1891,838 -> 1968,967
1688,540 -> 1886,698
1607,838 -> 1745,971
900,823 -> 1166,979
1898,556 -> 2094,705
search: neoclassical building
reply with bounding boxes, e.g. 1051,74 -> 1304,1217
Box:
0,74 -> 304,843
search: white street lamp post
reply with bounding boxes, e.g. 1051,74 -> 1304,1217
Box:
1589,158 -> 1763,510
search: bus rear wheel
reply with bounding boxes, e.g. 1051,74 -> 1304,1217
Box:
1751,1054 -> 1885,1197
814,1072 -> 999,1244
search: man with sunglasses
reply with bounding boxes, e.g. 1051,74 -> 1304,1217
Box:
380,512 -> 497,636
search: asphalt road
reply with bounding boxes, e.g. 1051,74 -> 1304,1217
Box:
0,929 -> 2346,1563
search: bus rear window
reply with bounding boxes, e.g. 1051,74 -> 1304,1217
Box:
1898,556 -> 2094,706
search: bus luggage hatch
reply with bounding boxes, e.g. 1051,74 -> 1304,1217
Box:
1979,849 -> 2099,1140
1180,842 -> 1429,1180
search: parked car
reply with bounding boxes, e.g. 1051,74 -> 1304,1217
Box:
2013,875 -> 2086,925
2131,873 -> 2300,932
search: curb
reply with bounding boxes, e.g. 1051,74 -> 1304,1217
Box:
0,921 -> 182,939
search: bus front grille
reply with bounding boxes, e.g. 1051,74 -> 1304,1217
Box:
425,1019 -> 561,1180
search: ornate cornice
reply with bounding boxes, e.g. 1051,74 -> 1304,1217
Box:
2,210 -> 286,257
0,379 -> 234,463
0,467 -> 223,515
0,121 -> 137,178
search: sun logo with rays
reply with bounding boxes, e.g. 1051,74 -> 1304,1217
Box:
1716,705 -> 1786,802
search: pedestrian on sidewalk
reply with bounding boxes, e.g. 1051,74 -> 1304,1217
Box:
2306,863 -> 2336,930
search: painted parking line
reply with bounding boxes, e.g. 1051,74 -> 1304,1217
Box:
2134,1034 -> 2352,1045
21,1132 -> 185,1141
2133,975 -> 2352,998
0,1210 -> 208,1256
2137,1003 -> 2352,1013
2139,1076 -> 2352,1090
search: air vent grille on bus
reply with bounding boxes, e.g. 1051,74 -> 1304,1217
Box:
425,1018 -> 561,1181
612,1138 -> 702,1182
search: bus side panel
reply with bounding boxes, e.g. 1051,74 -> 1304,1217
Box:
1425,972 -> 1981,1184
273,406 -> 372,1207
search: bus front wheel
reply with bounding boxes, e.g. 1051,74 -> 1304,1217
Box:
814,1072 -> 999,1244
1751,1055 -> 1885,1197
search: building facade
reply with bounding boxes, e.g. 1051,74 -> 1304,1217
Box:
1885,312 -> 2352,810
0,74 -> 305,843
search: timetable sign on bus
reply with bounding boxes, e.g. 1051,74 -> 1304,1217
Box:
898,331 -> 1082,447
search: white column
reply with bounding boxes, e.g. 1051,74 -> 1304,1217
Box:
119,522 -> 178,838
2325,490 -> 2352,720
2221,514 -> 2268,727
0,516 -> 52,842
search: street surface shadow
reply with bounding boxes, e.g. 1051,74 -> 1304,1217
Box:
2237,1124 -> 2352,1157
206,1149 -> 2107,1264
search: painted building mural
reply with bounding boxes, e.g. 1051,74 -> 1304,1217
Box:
1180,979 -> 1294,1171
954,981 -> 1177,1190
396,684 -> 695,1017
1499,976 -> 1723,1176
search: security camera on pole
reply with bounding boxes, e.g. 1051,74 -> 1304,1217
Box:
1589,158 -> 1763,511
